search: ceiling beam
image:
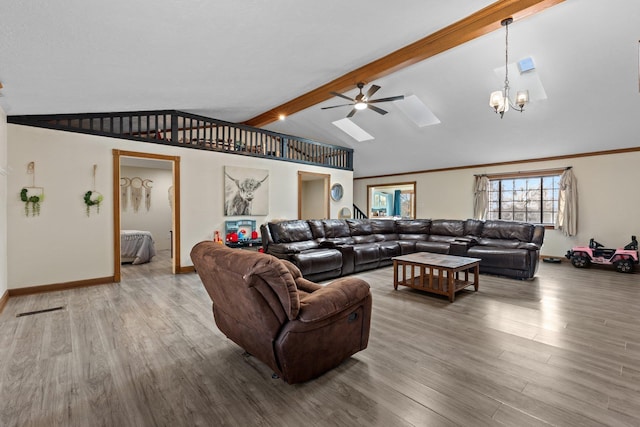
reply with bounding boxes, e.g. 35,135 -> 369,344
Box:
243,0 -> 565,127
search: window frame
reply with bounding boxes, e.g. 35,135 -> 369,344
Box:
484,169 -> 564,228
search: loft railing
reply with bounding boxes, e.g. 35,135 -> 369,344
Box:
8,110 -> 353,171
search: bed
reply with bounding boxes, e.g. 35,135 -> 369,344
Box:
121,230 -> 156,264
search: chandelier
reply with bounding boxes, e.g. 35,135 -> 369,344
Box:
489,17 -> 529,118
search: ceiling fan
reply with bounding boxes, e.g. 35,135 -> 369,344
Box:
322,82 -> 404,118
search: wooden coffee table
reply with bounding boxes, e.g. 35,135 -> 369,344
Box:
392,252 -> 481,302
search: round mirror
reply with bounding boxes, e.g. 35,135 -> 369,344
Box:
330,183 -> 344,201
338,207 -> 351,219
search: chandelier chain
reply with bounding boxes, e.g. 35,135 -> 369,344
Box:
504,20 -> 510,90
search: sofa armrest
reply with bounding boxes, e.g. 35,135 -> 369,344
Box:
517,242 -> 540,250
268,243 -> 300,254
455,237 -> 477,245
319,240 -> 337,248
297,278 -> 370,323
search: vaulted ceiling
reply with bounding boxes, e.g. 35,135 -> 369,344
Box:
1,0 -> 639,177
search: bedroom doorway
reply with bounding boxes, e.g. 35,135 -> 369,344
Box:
112,150 -> 181,282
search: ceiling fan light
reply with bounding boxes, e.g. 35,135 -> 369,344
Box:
355,101 -> 367,110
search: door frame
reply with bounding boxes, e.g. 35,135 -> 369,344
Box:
297,171 -> 330,219
112,149 -> 181,282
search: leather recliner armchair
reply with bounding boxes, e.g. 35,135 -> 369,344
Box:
190,241 -> 372,384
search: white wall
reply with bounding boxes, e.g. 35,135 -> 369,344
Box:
0,108 -> 7,298
354,152 -> 640,258
120,166 -> 173,251
7,124 -> 353,289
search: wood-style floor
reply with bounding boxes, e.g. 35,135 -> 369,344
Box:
1,250 -> 639,426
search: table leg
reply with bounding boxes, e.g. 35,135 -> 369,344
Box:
393,260 -> 398,290
474,264 -> 479,291
448,270 -> 455,302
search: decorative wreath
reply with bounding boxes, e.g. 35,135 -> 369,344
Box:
84,190 -> 104,216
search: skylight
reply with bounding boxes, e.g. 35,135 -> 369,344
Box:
394,95 -> 440,127
331,118 -> 374,142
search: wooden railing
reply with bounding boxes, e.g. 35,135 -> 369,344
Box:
353,204 -> 368,219
8,110 -> 353,171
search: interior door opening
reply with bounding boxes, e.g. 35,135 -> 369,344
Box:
367,182 -> 416,219
298,171 -> 330,220
113,150 -> 181,282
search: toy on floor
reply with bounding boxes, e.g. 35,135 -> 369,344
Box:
565,236 -> 638,273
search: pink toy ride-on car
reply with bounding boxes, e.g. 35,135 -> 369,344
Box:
565,236 -> 638,273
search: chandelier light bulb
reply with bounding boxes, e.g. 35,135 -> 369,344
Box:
355,102 -> 368,110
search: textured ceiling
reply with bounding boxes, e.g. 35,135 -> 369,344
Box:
1,1 -> 639,177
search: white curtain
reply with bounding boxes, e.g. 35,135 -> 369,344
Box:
473,175 -> 490,220
557,168 -> 577,236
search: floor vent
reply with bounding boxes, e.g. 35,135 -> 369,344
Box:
16,306 -> 65,317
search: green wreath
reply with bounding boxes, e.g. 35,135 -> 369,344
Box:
21,188 -> 43,216
84,190 -> 104,217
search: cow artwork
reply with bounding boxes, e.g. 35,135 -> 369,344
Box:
224,166 -> 269,216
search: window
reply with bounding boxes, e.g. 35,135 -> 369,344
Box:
487,173 -> 560,225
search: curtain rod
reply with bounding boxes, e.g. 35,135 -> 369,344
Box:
474,166 -> 571,177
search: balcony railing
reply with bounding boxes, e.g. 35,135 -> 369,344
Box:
8,110 -> 353,171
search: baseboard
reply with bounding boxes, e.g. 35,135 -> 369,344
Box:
177,265 -> 196,274
8,276 -> 116,297
0,289 -> 9,314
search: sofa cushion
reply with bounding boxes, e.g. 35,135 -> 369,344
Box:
377,241 -> 401,260
307,220 -> 326,240
481,220 -> 533,242
322,219 -> 351,238
396,240 -> 418,254
467,246 -> 530,270
369,219 -> 397,234
428,234 -> 458,243
244,255 -> 301,320
476,237 -> 521,249
352,243 -> 380,266
347,219 -> 374,236
268,241 -> 320,254
415,241 -> 450,254
430,219 -> 465,237
291,249 -> 343,276
396,219 -> 431,234
464,219 -> 484,236
398,233 -> 428,241
353,235 -> 377,244
269,220 -> 313,243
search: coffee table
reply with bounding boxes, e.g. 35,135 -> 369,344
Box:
392,252 -> 481,302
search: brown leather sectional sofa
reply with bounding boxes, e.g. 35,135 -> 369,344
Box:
261,218 -> 545,280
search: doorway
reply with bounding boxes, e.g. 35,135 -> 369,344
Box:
112,150 -> 181,282
298,171 -> 330,219
367,181 -> 416,219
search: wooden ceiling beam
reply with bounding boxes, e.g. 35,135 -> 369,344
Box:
243,0 -> 565,127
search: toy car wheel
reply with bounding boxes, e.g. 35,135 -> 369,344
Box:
615,258 -> 634,273
571,254 -> 590,268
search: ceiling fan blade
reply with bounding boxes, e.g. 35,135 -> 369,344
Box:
321,103 -> 355,110
368,95 -> 405,103
364,85 -> 381,100
367,104 -> 388,115
330,91 -> 355,102
346,108 -> 358,118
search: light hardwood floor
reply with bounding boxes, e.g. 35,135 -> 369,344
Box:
1,251 -> 640,426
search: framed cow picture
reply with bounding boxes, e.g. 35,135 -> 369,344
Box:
224,166 -> 269,216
